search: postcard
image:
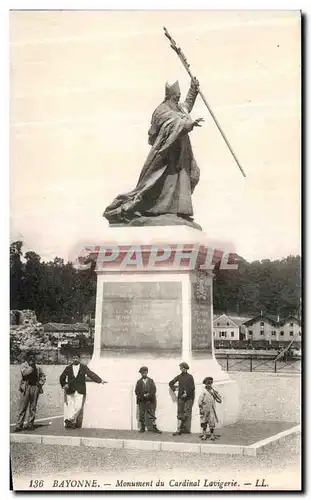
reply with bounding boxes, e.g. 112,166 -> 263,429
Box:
9,9 -> 301,492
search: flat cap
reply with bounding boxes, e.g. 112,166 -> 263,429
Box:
203,377 -> 213,384
139,366 -> 148,373
179,362 -> 189,370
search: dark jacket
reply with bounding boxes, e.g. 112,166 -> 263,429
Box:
135,377 -> 156,404
59,363 -> 102,395
19,361 -> 46,395
169,372 -> 195,400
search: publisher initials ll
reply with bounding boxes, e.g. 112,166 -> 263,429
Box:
255,479 -> 268,488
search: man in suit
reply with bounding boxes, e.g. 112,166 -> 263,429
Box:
59,352 -> 107,429
169,362 -> 195,436
135,366 -> 162,433
14,351 -> 46,432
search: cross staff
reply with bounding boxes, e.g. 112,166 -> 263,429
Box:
163,27 -> 246,178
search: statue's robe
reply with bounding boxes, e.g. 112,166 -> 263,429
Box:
104,84 -> 200,224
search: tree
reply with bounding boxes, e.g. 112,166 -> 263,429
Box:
10,241 -> 24,309
9,241 -> 301,323
20,251 -> 43,313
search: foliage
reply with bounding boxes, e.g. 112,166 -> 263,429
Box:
10,242 -> 97,323
10,242 -> 301,322
213,254 -> 301,317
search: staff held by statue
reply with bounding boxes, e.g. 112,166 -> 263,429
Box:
163,26 -> 246,178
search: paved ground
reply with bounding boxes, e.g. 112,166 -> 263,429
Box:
11,417 -> 297,446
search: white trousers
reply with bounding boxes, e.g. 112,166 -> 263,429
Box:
64,391 -> 84,423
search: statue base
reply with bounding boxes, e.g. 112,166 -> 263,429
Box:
110,213 -> 202,231
83,356 -> 239,432
82,225 -> 240,432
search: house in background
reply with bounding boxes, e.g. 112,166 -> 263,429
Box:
229,317 -> 250,340
213,314 -> 239,341
243,313 -> 279,342
243,313 -> 301,343
43,322 -> 91,338
278,315 -> 301,342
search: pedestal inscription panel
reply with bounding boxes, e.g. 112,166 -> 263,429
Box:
101,281 -> 182,352
191,274 -> 212,351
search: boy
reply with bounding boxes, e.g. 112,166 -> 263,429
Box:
135,366 -> 162,433
198,377 -> 222,441
169,362 -> 195,436
14,351 -> 46,432
60,352 -> 107,429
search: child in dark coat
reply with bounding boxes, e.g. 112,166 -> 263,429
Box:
135,366 -> 162,433
169,362 -> 195,435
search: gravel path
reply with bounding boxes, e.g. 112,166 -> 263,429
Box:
10,434 -> 301,490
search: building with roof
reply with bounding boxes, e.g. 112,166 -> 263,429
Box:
43,322 -> 91,338
213,314 -> 240,341
278,315 -> 301,342
243,313 -> 301,342
243,313 -> 279,342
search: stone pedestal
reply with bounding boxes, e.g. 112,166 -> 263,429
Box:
83,226 -> 240,432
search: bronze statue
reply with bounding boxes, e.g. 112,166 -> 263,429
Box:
104,28 -> 245,230
103,78 -> 204,229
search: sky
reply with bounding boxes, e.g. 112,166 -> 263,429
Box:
9,9 -> 301,263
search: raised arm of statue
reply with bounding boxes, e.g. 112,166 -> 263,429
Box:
183,77 -> 200,113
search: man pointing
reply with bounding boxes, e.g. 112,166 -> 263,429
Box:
60,352 -> 107,429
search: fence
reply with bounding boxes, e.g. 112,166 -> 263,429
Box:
216,353 -> 301,374
214,339 -> 301,351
